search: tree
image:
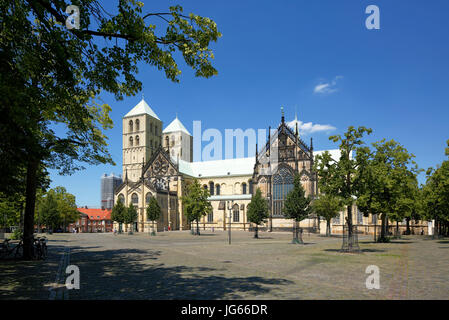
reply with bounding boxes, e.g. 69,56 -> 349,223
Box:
1,1 -> 221,259
422,140 -> 449,237
146,196 -> 161,236
246,188 -> 269,238
314,126 -> 372,241
0,0 -> 221,259
53,187 -> 79,232
38,190 -> 60,232
284,174 -> 312,244
181,179 -> 212,235
111,199 -> 126,233
312,194 -> 343,236
356,139 -> 420,242
124,203 -> 138,234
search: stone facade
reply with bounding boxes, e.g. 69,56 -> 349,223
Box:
113,100 -> 427,235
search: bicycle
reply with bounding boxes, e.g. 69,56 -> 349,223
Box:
0,239 -> 15,259
33,236 -> 48,260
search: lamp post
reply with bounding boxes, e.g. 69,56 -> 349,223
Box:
227,200 -> 234,245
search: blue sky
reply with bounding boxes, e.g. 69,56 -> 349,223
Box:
49,0 -> 449,207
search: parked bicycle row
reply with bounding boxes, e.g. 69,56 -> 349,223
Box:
0,236 -> 48,260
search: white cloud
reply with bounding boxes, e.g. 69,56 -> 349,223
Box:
288,119 -> 336,135
314,76 -> 343,94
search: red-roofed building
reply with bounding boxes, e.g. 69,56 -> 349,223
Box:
69,207 -> 113,233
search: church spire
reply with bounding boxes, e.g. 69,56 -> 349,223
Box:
281,106 -> 285,124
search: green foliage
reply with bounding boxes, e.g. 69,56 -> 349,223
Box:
314,126 -> 372,228
312,194 -> 343,236
246,188 -> 269,238
111,199 -> 126,224
11,228 -> 23,240
181,179 -> 212,234
146,196 -> 161,222
0,193 -> 22,228
422,140 -> 449,228
313,194 -> 343,221
1,0 -> 221,258
38,190 -> 60,230
284,174 -> 312,222
246,188 -> 269,225
124,203 -> 138,225
36,187 -> 78,231
356,139 -> 420,240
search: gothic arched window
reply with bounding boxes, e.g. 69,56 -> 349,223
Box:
129,120 -> 133,133
249,180 -> 254,194
273,166 -> 294,216
118,194 -> 125,204
145,193 -> 152,204
131,193 -> 138,205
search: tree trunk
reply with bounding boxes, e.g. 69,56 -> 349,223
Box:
254,225 -> 258,239
23,160 -> 39,260
379,213 -> 387,241
347,205 -> 353,238
406,217 -> 410,235
396,221 -> 399,237
293,221 -> 296,242
196,219 -> 200,236
326,219 -> 331,237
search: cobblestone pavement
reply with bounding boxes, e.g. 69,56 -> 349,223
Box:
1,231 -> 448,299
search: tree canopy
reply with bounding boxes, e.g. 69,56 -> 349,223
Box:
181,179 -> 211,235
314,126 -> 373,235
146,195 -> 161,235
356,139 -> 420,241
312,194 -> 343,237
1,0 -> 220,258
246,188 -> 268,238
283,174 -> 312,243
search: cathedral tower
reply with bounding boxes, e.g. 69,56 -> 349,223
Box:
162,115 -> 193,162
123,99 -> 162,181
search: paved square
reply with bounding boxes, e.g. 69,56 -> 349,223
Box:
1,231 -> 448,299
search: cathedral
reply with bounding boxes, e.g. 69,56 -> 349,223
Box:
113,99 -> 367,234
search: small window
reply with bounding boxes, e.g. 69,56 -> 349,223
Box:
242,183 -> 247,195
209,182 -> 214,196
207,212 -> 214,223
131,193 -> 138,204
135,135 -> 139,146
129,120 -> 133,132
135,119 -> 140,131
129,136 -> 133,147
233,205 -> 239,222
215,184 -> 220,195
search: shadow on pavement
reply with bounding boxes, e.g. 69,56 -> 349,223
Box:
68,246 -> 293,299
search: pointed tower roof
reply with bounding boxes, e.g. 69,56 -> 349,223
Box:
287,112 -> 301,131
163,115 -> 191,136
124,99 -> 160,120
